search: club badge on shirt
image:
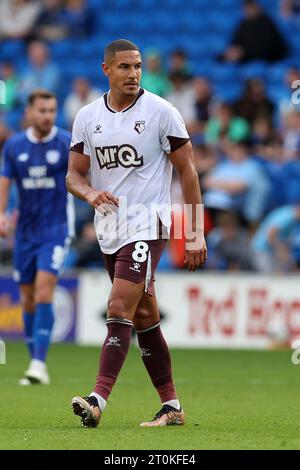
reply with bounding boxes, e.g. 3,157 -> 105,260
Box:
46,150 -> 60,164
134,121 -> 145,134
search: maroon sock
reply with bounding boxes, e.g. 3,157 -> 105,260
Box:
94,318 -> 132,400
137,323 -> 177,403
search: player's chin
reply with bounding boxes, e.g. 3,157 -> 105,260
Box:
123,85 -> 139,94
39,124 -> 52,134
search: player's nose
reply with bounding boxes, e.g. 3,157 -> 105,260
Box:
128,66 -> 138,78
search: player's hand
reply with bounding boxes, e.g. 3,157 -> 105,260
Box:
0,213 -> 10,238
85,189 -> 119,216
184,235 -> 207,272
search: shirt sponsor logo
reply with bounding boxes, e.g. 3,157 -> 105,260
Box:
17,153 -> 29,162
95,144 -> 143,170
134,121 -> 145,134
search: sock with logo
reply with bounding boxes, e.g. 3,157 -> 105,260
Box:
23,311 -> 35,358
33,303 -> 55,362
94,318 -> 133,400
137,322 -> 178,403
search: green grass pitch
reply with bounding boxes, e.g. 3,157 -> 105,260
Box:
0,342 -> 300,450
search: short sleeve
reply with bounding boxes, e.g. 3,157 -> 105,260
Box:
160,103 -> 190,154
70,110 -> 91,156
0,138 -> 16,179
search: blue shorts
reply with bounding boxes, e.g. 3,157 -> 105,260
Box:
13,238 -> 70,284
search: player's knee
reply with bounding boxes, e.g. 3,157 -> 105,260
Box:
135,307 -> 151,322
34,283 -> 53,304
133,307 -> 157,331
107,298 -> 131,319
20,294 -> 35,312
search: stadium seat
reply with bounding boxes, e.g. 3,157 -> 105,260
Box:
238,61 -> 268,81
266,63 -> 289,86
281,161 -> 300,204
0,40 -> 25,61
209,63 -> 239,83
4,109 -> 23,131
213,82 -> 243,103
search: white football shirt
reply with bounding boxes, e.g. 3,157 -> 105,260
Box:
70,88 -> 189,254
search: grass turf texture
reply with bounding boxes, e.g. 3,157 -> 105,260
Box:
0,342 -> 299,450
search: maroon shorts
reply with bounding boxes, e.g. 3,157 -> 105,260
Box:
101,240 -> 167,296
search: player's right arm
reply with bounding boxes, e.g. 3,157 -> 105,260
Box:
66,151 -> 119,213
66,109 -> 119,214
0,176 -> 12,237
0,137 -> 15,238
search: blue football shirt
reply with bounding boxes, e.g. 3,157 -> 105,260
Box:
1,126 -> 74,242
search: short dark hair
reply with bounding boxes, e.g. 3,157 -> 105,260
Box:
104,39 -> 140,64
27,89 -> 56,105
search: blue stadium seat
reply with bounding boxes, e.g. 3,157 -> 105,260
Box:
0,40 -> 25,61
267,84 -> 286,105
152,11 -> 181,33
266,63 -> 289,86
181,11 -> 209,34
126,12 -> 153,33
207,11 -> 240,35
205,35 -> 228,56
4,110 -> 23,131
192,61 -> 216,79
238,61 -> 268,81
213,82 -> 243,103
281,161 -> 300,204
100,12 -> 127,34
209,63 -> 238,83
50,39 -> 76,61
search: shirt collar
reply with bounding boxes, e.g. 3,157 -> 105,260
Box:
26,126 -> 58,143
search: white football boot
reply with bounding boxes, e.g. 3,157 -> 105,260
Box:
24,359 -> 51,385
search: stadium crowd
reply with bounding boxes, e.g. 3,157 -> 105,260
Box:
1,0 -> 300,274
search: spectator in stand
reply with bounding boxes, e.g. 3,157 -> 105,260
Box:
73,222 -> 103,268
281,109 -> 300,160
234,78 -> 274,126
281,0 -> 300,18
222,0 -> 288,63
20,40 -> 60,102
34,0 -> 68,42
168,48 -> 193,81
36,0 -> 92,41
141,50 -> 171,97
251,205 -> 300,273
165,71 -> 196,126
0,0 -> 41,40
203,140 -> 270,225
278,67 -> 300,116
205,102 -> 250,148
207,211 -> 251,270
0,63 -> 20,112
64,77 -> 102,128
63,0 -> 92,38
251,115 -> 282,160
188,77 -> 213,139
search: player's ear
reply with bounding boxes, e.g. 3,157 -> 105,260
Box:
25,105 -> 31,119
102,62 -> 110,76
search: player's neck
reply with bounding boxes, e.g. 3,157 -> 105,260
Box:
32,127 -> 52,141
108,89 -> 139,112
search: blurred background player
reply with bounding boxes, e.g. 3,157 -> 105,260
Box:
0,90 -> 73,385
66,39 -> 207,428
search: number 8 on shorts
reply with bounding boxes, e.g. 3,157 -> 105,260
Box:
132,242 -> 149,263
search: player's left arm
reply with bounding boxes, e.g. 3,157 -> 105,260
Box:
168,141 -> 207,271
